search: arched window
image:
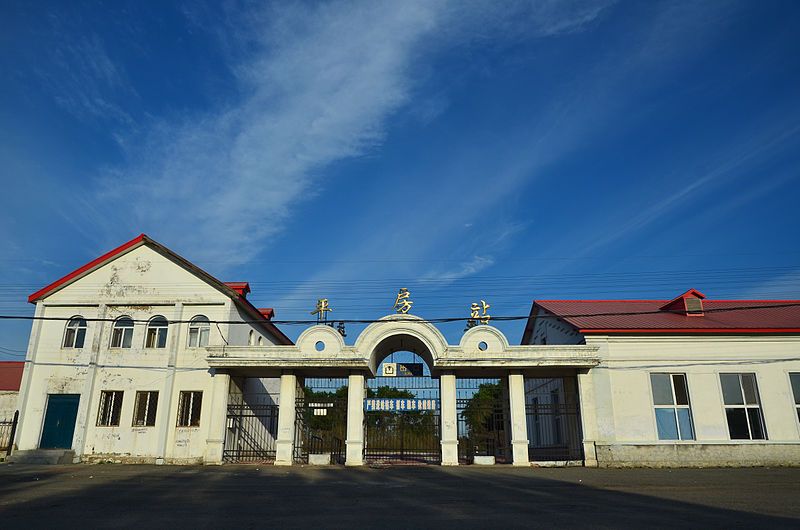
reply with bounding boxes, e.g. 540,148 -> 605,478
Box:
63,317 -> 87,348
248,330 -> 255,346
145,316 -> 169,348
111,317 -> 134,348
257,336 -> 264,346
188,315 -> 210,347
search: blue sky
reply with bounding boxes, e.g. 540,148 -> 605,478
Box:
1,0 -> 799,359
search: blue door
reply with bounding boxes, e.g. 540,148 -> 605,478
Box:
40,394 -> 80,449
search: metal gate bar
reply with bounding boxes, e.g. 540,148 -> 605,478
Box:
525,377 -> 583,462
223,394 -> 279,463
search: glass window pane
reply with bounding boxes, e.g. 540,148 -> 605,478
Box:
75,328 -> 86,348
146,393 -> 158,426
720,374 -> 744,405
726,408 -> 750,439
122,329 -> 133,348
791,374 -> 800,405
199,328 -> 209,347
741,374 -> 759,405
677,408 -> 694,440
651,374 -> 674,406
655,408 -> 678,440
672,374 -> 689,405
157,329 -> 167,348
190,392 -> 203,426
188,328 -> 198,347
747,408 -> 766,440
64,328 -> 75,348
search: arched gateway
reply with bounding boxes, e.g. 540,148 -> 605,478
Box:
207,314 -> 601,466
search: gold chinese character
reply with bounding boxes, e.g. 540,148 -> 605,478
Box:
466,299 -> 491,329
393,288 -> 414,314
311,298 -> 332,322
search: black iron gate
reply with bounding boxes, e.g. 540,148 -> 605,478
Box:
363,353 -> 441,465
457,379 -> 509,464
525,377 -> 583,462
294,378 -> 348,465
223,394 -> 279,463
1,410 -> 19,456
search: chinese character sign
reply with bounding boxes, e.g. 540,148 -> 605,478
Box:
466,299 -> 491,329
393,288 -> 414,314
311,298 -> 332,322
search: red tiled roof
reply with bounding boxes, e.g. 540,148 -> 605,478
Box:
258,308 -> 275,320
224,282 -> 251,298
0,361 -> 24,391
533,299 -> 800,334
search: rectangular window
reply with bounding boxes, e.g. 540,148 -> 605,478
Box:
650,373 -> 695,440
133,391 -> 159,427
176,391 -> 202,427
720,373 -> 766,440
97,391 -> 123,427
789,373 -> 800,425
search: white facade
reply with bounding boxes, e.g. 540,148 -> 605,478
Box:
15,240 -> 287,464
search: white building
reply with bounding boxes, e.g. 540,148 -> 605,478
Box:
11,235 -> 800,467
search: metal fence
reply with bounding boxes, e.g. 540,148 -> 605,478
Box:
223,393 -> 279,463
1,411 -> 19,456
294,378 -> 348,465
456,378 -> 510,464
525,378 -> 583,462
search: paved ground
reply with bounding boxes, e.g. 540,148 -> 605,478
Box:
1,464 -> 799,528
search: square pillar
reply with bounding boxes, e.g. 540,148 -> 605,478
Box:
275,373 -> 297,466
204,370 -> 230,464
439,373 -> 458,466
508,372 -> 529,466
345,373 -> 365,466
577,370 -> 598,467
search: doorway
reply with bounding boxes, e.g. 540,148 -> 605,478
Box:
40,394 -> 80,449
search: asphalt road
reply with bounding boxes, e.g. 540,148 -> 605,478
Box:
1,464 -> 799,528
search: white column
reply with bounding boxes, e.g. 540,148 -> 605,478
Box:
508,372 -> 529,466
274,373 -> 297,466
439,373 -> 458,466
14,302 -> 45,451
203,370 -> 230,464
73,303 -> 108,461
156,303 -> 183,465
577,370 -> 598,467
345,373 -> 365,466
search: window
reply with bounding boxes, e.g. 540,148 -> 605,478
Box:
257,336 -> 264,346
132,391 -> 159,427
110,317 -> 134,348
789,373 -> 800,424
145,316 -> 168,348
650,373 -> 695,440
63,317 -> 87,348
187,316 -> 210,347
97,390 -> 124,426
720,373 -> 766,440
248,330 -> 255,346
177,391 -> 203,427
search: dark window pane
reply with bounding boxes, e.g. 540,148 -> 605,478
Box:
726,408 -> 750,439
651,374 -> 674,405
64,328 -> 75,348
790,374 -> 800,405
147,393 -> 158,426
190,392 -> 203,426
110,392 -> 123,426
75,328 -> 86,348
655,408 -> 678,440
747,408 -> 766,440
157,329 -> 167,348
672,374 -> 689,405
122,329 -> 133,348
741,374 -> 759,405
677,408 -> 694,440
720,375 -> 744,405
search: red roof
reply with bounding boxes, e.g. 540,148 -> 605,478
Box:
0,362 -> 24,391
27,234 -> 293,345
258,308 -> 275,320
531,297 -> 800,334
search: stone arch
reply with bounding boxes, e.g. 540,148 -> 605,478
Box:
354,314 -> 449,374
458,325 -> 510,355
296,324 -> 346,356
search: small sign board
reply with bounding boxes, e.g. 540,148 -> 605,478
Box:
364,398 -> 437,412
381,362 -> 424,377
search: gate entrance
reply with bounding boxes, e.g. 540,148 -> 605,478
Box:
364,352 -> 441,464
457,378 -> 510,464
525,377 -> 583,462
294,378 -> 348,464
224,391 -> 279,463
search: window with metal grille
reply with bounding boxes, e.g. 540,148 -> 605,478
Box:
177,391 -> 203,427
145,316 -> 168,348
650,373 -> 695,440
110,317 -> 134,348
720,373 -> 767,440
133,391 -> 159,426
63,316 -> 87,348
97,391 -> 123,427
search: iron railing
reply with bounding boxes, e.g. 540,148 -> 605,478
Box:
1,410 -> 19,456
223,394 -> 279,463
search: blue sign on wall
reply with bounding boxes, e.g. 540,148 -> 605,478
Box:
364,398 -> 437,411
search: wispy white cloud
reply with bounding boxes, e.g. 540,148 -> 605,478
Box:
70,0 -> 613,265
